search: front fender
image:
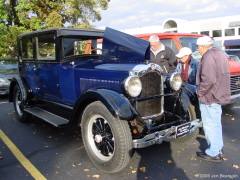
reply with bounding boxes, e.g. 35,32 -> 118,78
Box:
70,88 -> 138,124
9,76 -> 31,102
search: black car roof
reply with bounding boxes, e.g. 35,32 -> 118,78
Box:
17,27 -> 105,38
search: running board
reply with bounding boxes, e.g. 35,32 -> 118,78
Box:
24,107 -> 69,127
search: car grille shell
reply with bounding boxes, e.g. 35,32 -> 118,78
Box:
137,71 -> 163,118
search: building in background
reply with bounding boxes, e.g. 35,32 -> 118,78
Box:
122,15 -> 240,49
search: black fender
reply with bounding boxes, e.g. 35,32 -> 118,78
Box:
69,88 -> 139,125
9,76 -> 32,102
164,83 -> 198,117
176,83 -> 198,116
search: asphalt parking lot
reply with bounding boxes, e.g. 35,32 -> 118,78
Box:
0,95 -> 239,180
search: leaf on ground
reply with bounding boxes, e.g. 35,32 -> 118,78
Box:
231,139 -> 237,142
72,164 -> 76,167
191,157 -> 197,160
55,171 -> 59,174
33,132 -> 37,134
48,136 -> 53,138
139,167 -> 147,172
132,170 -> 137,173
183,170 -> 188,172
92,174 -> 100,178
233,164 -> 239,169
223,158 -> 228,161
0,157 -> 3,160
167,160 -> 173,164
231,118 -> 235,120
83,169 -> 89,171
194,174 -> 200,177
78,163 -> 82,165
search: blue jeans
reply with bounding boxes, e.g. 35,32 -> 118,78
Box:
199,102 -> 223,157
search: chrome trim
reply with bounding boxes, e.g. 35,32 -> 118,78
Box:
132,119 -> 202,148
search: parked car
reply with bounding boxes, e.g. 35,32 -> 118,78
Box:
0,58 -> 18,95
9,27 -> 202,173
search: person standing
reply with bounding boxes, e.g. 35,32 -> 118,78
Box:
149,35 -> 176,75
196,36 -> 230,162
175,47 -> 199,85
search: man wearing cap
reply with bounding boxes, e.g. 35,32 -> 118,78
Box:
176,47 -> 199,85
196,36 -> 230,162
149,35 -> 176,75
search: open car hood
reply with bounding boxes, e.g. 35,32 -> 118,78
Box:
101,27 -> 150,63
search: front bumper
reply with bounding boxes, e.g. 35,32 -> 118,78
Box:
0,83 -> 10,95
132,119 -> 202,148
221,93 -> 240,106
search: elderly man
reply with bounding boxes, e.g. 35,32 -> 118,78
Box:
196,36 -> 231,162
149,35 -> 176,75
175,47 -> 199,85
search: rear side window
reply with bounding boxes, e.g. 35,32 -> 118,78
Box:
21,37 -> 33,60
160,39 -> 178,55
36,33 -> 56,61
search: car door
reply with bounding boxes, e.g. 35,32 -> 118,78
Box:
34,32 -> 62,102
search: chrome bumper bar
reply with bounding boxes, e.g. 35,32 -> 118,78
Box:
132,119 -> 202,148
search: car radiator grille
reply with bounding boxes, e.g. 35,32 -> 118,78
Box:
137,71 -> 163,118
230,75 -> 240,95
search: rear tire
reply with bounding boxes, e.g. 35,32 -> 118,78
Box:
13,85 -> 32,123
81,101 -> 133,173
172,103 -> 199,145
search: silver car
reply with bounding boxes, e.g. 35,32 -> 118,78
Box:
0,59 -> 18,95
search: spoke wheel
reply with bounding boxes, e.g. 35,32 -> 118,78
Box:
81,101 -> 132,173
13,85 -> 31,122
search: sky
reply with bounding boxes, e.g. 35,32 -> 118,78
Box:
93,0 -> 240,31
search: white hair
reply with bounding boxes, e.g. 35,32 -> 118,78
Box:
149,35 -> 160,42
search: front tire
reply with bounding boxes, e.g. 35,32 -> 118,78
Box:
172,103 -> 199,145
81,101 -> 133,173
13,85 -> 32,123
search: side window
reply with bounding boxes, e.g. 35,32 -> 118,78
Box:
21,37 -> 33,60
160,39 -> 178,55
62,38 -> 102,58
36,34 -> 56,61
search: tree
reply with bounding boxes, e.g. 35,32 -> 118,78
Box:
0,0 -> 110,57
0,24 -> 27,57
15,0 -> 110,29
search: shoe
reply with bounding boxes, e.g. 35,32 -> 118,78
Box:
197,152 -> 222,162
219,149 -> 224,158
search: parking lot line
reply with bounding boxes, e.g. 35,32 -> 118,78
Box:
198,134 -> 205,139
0,129 -> 47,180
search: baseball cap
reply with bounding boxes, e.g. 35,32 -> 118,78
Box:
196,36 -> 213,45
176,47 -> 192,58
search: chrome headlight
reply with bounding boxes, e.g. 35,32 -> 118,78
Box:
124,76 -> 142,97
0,77 -> 7,83
165,72 -> 182,91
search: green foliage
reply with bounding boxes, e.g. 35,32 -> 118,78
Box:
0,24 -> 28,58
0,0 -> 110,57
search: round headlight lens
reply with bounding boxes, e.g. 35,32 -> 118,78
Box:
167,73 -> 182,91
124,76 -> 142,97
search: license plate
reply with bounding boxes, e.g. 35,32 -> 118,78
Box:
175,122 -> 191,138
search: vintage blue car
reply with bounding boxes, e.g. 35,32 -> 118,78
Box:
9,27 -> 201,173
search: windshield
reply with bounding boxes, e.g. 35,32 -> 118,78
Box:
179,37 -> 221,60
0,60 -> 18,74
